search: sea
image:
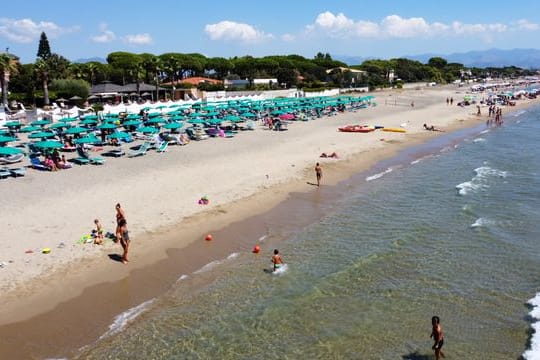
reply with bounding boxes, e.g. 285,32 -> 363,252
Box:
74,105 -> 540,360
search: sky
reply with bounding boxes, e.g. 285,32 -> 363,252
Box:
2,0 -> 540,64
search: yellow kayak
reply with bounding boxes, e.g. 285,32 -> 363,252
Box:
382,127 -> 406,133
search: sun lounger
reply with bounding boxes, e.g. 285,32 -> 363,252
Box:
156,141 -> 168,153
2,166 -> 26,177
0,153 -> 25,164
75,146 -> 105,165
29,156 -> 51,171
104,147 -> 125,157
0,168 -> 10,179
128,141 -> 151,157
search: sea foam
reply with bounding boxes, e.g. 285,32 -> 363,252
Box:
522,293 -> 540,360
99,299 -> 155,340
456,166 -> 507,195
366,168 -> 392,182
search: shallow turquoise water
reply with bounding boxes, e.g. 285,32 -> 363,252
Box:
78,106 -> 540,359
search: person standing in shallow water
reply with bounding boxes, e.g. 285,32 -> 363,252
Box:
315,162 -> 322,187
115,203 -> 125,242
431,316 -> 445,359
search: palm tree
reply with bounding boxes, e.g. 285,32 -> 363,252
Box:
0,53 -> 19,108
35,58 -> 50,106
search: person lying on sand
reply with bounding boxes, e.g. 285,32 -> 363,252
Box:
423,124 -> 445,132
320,152 -> 339,158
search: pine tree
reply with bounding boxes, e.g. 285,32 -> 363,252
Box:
37,32 -> 51,60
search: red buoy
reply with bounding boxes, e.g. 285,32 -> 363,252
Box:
205,234 -> 213,241
253,245 -> 260,253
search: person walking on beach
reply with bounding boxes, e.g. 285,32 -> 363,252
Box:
115,203 -> 125,243
315,162 -> 322,187
118,218 -> 130,264
271,249 -> 284,272
430,316 -> 445,359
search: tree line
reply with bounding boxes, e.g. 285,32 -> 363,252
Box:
0,32 -> 536,108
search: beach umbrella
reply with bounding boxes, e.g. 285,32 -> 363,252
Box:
64,126 -> 89,135
169,115 -> 185,121
125,114 -> 140,120
97,123 -> 118,130
187,118 -> 205,124
56,98 -> 68,102
70,95 -> 82,101
74,135 -> 100,144
147,112 -> 161,118
138,126 -> 159,134
81,114 -> 98,120
19,125 -> 41,133
162,122 -> 183,130
33,140 -> 64,149
224,115 -> 242,122
108,132 -> 131,140
146,117 -> 165,124
190,112 -> 204,118
59,117 -> 79,123
49,122 -> 70,129
122,120 -> 141,127
28,131 -> 56,139
4,121 -> 22,128
31,119 -> 52,126
0,135 -> 17,143
154,105 -> 167,110
205,111 -> 220,117
0,146 -> 24,155
79,118 -> 98,126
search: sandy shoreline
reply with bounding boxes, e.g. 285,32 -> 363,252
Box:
1,85 -> 538,358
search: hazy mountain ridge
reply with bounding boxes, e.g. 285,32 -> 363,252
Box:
336,48 -> 540,68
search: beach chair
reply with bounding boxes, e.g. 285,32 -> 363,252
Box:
156,141 -> 169,153
105,147 -> 125,157
29,156 -> 50,171
75,146 -> 105,165
1,166 -> 26,177
0,167 -> 10,179
0,153 -> 25,165
128,141 -> 151,158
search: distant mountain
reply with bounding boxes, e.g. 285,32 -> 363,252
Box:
73,57 -> 106,64
335,48 -> 540,69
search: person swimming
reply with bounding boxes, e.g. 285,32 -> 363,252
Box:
271,249 -> 284,272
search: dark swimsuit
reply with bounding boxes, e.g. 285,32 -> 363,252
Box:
436,339 -> 444,349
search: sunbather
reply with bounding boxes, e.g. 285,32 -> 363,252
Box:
93,219 -> 103,245
320,152 -> 339,158
58,155 -> 72,169
44,155 -> 58,171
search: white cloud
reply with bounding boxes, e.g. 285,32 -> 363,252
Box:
305,12 -> 537,40
124,33 -> 152,45
205,20 -> 273,42
90,23 -> 116,43
281,33 -> 295,41
516,19 -> 539,30
0,17 -> 78,43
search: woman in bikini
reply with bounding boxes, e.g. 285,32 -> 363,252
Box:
115,203 -> 125,243
118,218 -> 130,264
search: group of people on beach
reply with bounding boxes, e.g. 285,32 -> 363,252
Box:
487,106 -> 504,127
92,203 -> 130,264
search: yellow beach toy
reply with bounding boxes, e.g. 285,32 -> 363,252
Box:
42,248 -> 51,254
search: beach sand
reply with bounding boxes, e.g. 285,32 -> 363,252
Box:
0,85 -> 537,358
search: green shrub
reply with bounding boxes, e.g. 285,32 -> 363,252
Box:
50,79 -> 90,99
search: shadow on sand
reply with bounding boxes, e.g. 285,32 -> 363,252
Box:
108,253 -> 123,263
402,351 -> 432,360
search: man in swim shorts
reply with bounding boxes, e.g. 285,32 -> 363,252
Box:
271,249 -> 284,272
431,315 -> 445,359
118,218 -> 130,264
315,162 -> 322,187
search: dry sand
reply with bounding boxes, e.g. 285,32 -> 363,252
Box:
0,85 -> 535,327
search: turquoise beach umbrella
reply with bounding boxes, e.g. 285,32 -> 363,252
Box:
123,120 -> 142,127
79,118 -> 98,126
31,119 -> 52,126
19,125 -> 41,133
28,131 -> 56,139
0,135 -> 17,143
33,140 -> 64,149
162,122 -> 183,130
107,132 -> 131,139
138,126 -> 159,134
74,135 -> 100,144
59,117 -> 79,123
49,122 -> 70,129
65,126 -> 89,135
5,121 -> 22,128
0,146 -> 24,155
97,123 -> 118,130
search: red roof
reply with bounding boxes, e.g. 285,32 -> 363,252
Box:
163,77 -> 222,86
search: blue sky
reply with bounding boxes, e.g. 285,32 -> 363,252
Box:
2,0 -> 540,64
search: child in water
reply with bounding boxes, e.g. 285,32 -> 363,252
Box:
271,249 -> 284,272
